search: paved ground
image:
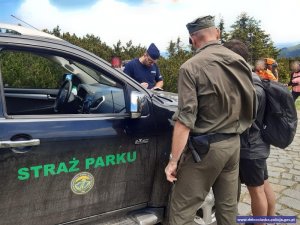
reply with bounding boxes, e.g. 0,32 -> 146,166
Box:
238,112 -> 300,224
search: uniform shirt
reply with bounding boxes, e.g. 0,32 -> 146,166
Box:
240,73 -> 270,159
124,58 -> 163,89
172,41 -> 256,134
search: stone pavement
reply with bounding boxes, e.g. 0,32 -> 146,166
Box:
238,112 -> 300,224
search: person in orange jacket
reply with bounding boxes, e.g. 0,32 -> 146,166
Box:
255,58 -> 278,81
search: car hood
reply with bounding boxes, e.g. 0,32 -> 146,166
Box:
151,90 -> 178,107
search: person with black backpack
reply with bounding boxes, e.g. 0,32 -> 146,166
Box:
224,40 -> 276,224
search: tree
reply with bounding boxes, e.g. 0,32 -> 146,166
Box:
52,25 -> 61,37
112,40 -> 122,58
42,26 -> 61,37
158,38 -> 192,92
218,17 -> 229,43
228,13 -> 279,65
277,58 -> 291,84
120,40 -> 146,60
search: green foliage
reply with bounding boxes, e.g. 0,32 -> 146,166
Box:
296,98 -> 300,110
46,26 -> 147,63
218,18 -> 229,43
65,33 -> 113,60
277,58 -> 290,83
0,51 -> 65,88
117,40 -> 146,61
158,38 -> 192,92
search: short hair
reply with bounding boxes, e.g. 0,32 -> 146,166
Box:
290,60 -> 300,72
192,26 -> 218,39
223,39 -> 250,62
255,59 -> 265,71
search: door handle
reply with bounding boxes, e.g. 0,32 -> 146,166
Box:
47,94 -> 56,100
0,139 -> 40,148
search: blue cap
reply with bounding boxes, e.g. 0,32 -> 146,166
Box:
147,43 -> 160,60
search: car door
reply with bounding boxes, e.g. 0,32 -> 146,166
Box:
0,45 -> 157,225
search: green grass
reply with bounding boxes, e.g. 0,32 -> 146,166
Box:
296,99 -> 300,110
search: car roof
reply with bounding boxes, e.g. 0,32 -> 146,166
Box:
0,23 -> 62,41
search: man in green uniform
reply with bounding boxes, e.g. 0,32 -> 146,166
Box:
165,15 -> 256,225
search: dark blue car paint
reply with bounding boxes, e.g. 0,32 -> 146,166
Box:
0,34 -> 177,225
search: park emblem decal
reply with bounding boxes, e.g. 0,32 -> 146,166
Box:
71,172 -> 94,195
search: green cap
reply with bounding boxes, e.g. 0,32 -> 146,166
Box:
186,15 -> 215,34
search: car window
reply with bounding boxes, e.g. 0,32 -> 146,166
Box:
1,51 -> 64,89
0,49 -> 126,116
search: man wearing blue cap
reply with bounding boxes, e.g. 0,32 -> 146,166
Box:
124,43 -> 163,90
165,15 -> 256,225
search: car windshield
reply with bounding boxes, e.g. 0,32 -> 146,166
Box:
73,61 -> 117,86
43,54 -> 117,87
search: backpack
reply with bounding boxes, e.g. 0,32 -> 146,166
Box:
260,79 -> 298,148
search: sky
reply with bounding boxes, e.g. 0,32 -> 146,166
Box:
0,0 -> 299,51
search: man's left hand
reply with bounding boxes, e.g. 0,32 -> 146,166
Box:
140,82 -> 149,89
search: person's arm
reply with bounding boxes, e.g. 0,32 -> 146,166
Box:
292,76 -> 300,84
152,80 -> 163,89
165,120 -> 190,182
153,65 -> 163,89
165,66 -> 197,182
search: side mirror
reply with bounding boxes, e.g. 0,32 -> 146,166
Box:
130,91 -> 148,119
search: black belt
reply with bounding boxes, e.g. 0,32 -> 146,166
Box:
188,133 -> 237,162
190,133 -> 237,144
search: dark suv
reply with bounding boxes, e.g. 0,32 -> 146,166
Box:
0,24 -> 215,225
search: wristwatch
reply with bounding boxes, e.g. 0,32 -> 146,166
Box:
169,153 -> 178,162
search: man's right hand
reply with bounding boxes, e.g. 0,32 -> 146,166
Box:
165,121 -> 190,183
165,161 -> 178,183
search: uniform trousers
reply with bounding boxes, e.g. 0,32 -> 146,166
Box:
169,135 -> 240,225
